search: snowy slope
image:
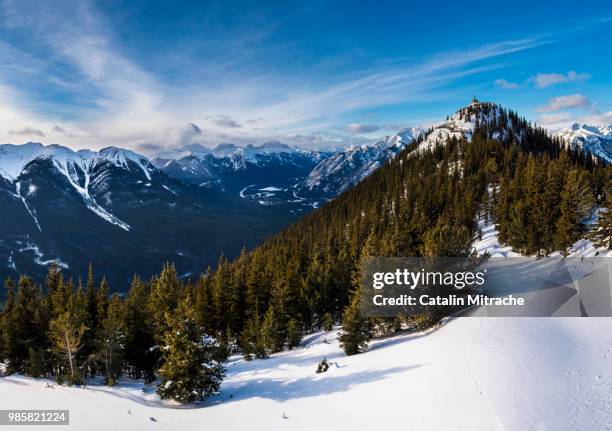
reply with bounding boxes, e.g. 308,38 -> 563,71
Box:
1,318 -> 611,430
301,127 -> 423,194
200,142 -> 325,171
0,143 -> 157,231
0,142 -> 154,182
557,123 -> 612,163
413,99 -> 507,154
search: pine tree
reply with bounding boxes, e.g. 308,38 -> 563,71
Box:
96,277 -> 109,321
1,278 -> 17,372
9,276 -> 48,375
48,310 -> 87,384
421,222 -> 473,257
148,263 -> 181,341
286,318 -> 301,350
589,181 -> 612,249
157,295 -> 225,403
261,305 -> 285,354
339,290 -> 371,355
96,295 -> 126,386
124,276 -> 156,381
322,312 -> 334,331
555,170 -> 595,255
240,313 -> 267,360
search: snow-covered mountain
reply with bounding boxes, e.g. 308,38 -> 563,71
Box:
0,142 -> 289,288
153,142 -> 327,190
557,123 -> 612,163
152,142 -> 331,210
0,142 -> 153,183
298,100 -> 514,197
299,127 -> 424,196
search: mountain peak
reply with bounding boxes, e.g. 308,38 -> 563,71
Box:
557,123 -> 612,163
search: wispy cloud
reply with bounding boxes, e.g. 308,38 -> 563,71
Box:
494,70 -> 590,90
537,112 -> 573,127
345,123 -> 381,134
494,78 -> 520,89
533,71 -> 590,89
210,116 -> 242,129
537,94 -> 590,112
9,126 -> 45,137
0,2 -> 552,152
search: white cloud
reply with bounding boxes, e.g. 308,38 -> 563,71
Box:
345,123 -> 381,134
537,112 -> 573,127
534,71 -> 590,89
537,94 -> 590,112
210,116 -> 242,129
494,79 -> 520,89
537,109 -> 612,130
9,126 -> 45,137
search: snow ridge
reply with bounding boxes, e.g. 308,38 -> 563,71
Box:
557,123 -> 612,163
0,142 -> 154,182
0,142 -> 148,230
302,127 -> 423,193
414,100 -> 503,153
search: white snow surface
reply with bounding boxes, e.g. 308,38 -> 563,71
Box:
1,318 -> 611,430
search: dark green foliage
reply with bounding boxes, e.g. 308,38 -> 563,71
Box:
240,314 -> 267,360
261,305 -> 285,354
286,318 -> 301,350
589,180 -> 612,249
322,312 -> 334,331
339,290 -> 371,355
96,294 -> 126,386
123,276 -> 156,381
156,295 -> 225,403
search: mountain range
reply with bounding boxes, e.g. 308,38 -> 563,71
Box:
0,102 -> 610,289
0,143 -> 291,289
557,123 -> 612,164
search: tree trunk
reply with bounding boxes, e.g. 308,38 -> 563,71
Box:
65,333 -> 74,378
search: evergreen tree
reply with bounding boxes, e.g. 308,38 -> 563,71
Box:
157,295 -> 225,403
322,312 -> 334,331
240,313 -> 267,360
124,276 -> 156,381
286,318 -> 301,350
8,276 -> 48,375
589,181 -> 612,249
48,310 -> 87,384
148,263 -> 181,341
96,277 -> 109,321
421,222 -> 473,257
96,295 -> 126,386
1,278 -> 17,372
261,305 -> 285,354
339,290 -> 371,355
555,170 -> 595,255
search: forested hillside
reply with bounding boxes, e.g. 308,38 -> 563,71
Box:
1,101 -> 610,402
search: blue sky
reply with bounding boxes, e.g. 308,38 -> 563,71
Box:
0,0 -> 611,153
